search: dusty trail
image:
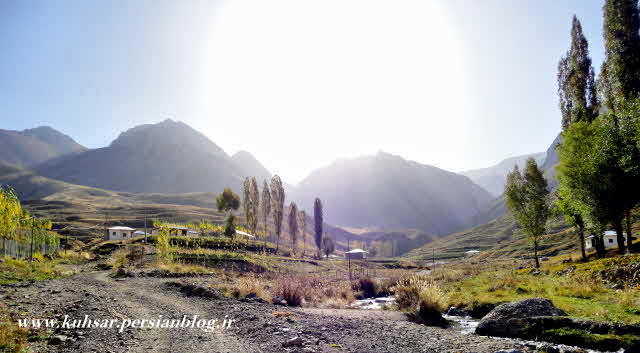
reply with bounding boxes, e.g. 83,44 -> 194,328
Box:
2,270 -> 524,353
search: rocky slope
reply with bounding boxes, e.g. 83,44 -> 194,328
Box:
0,126 -> 86,167
292,152 -> 495,236
461,152 -> 545,197
34,120 -> 272,194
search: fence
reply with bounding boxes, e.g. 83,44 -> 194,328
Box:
0,238 -> 60,259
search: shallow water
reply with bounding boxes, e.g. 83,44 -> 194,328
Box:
444,315 -> 620,353
352,296 -> 395,310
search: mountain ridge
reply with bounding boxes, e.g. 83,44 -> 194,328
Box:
0,126 -> 86,167
33,120 -> 272,194
292,151 -> 495,236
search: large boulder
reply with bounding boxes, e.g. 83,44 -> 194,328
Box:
475,298 -> 566,337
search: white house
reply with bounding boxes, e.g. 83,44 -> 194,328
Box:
345,248 -> 368,260
106,226 -> 136,241
585,230 -> 626,250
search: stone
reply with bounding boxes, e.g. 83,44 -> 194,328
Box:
283,336 -> 303,347
537,344 -> 560,353
49,335 -> 69,345
446,306 -> 469,317
475,298 -> 566,337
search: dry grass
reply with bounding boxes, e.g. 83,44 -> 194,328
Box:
154,262 -> 214,274
230,275 -> 271,302
56,249 -> 92,264
0,304 -> 28,353
392,275 -> 448,313
109,248 -> 130,269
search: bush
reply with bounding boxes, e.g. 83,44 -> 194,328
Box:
392,275 -> 448,326
231,275 -> 271,302
353,277 -> 378,299
273,277 -> 304,306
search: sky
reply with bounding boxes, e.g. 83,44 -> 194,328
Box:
1,0 -> 605,184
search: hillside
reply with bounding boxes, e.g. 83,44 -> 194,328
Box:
461,152 -> 545,197
0,161 -> 355,246
0,126 -> 86,167
231,150 -> 272,182
34,120 -> 272,194
292,152 -> 495,236
404,132 -> 571,262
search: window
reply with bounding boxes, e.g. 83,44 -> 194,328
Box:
609,238 -> 614,243
112,232 -> 116,236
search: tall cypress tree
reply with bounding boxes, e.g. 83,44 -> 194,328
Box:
288,202 -> 298,256
313,198 -> 323,258
558,15 -> 598,129
598,0 -> 640,109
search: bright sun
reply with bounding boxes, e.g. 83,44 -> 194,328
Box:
197,0 -> 470,183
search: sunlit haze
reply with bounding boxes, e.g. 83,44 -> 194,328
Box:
1,1 -> 604,183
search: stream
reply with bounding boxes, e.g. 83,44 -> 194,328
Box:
352,298 -> 621,353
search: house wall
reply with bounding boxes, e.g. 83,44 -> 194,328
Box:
585,236 -> 621,250
108,230 -> 133,241
346,253 -> 365,260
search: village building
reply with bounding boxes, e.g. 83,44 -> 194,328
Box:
105,226 -> 136,241
345,248 -> 367,260
585,230 -> 627,250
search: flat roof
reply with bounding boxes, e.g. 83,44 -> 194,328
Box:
108,226 -> 135,231
345,249 -> 367,253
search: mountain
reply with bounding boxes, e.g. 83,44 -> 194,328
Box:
231,150 -> 272,182
34,119 -> 272,194
405,132 -> 571,261
291,152 -> 495,236
0,126 -> 86,167
461,152 -> 546,197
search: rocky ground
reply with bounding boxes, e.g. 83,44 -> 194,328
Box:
0,269 -> 535,353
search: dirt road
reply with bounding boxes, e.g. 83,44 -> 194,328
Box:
2,271 -> 524,353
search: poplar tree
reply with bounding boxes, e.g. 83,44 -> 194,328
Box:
288,202 -> 298,256
505,159 -> 551,268
558,15 -> 598,129
248,177 -> 260,236
556,15 -> 598,261
260,180 -> 271,251
314,198 -> 323,258
242,178 -> 251,228
270,175 -> 285,252
598,0 -> 640,110
298,210 -> 307,257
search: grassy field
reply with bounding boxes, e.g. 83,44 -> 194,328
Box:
424,254 -> 640,324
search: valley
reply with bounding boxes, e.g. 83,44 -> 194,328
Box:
3,2 -> 640,353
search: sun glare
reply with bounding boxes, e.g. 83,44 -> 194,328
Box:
198,0 -> 470,183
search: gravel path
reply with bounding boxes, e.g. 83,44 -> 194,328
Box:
1,270 -> 526,353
